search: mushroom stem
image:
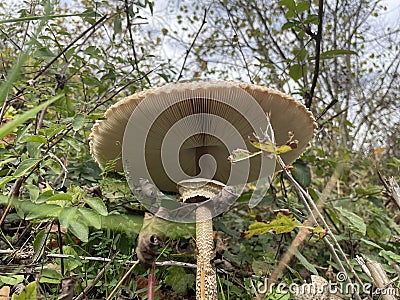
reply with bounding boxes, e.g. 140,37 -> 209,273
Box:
177,179 -> 225,300
196,206 -> 216,300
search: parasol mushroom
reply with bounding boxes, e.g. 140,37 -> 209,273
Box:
90,81 -> 316,299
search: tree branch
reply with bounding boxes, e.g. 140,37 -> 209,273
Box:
307,0 -> 324,109
177,6 -> 209,81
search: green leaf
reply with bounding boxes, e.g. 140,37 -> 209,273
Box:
25,203 -> 62,220
69,219 -> 89,242
0,12 -> 90,24
278,0 -> 296,11
113,14 -> 122,35
0,176 -> 13,188
296,1 -> 310,13
11,281 -> 37,300
24,135 -> 48,144
336,207 -> 366,236
56,246 -> 81,271
78,207 -> 101,229
295,251 -> 318,275
72,113 -> 85,131
379,250 -> 400,264
319,49 -> 358,60
0,275 -> 24,285
228,149 -> 262,163
0,94 -> 63,140
291,160 -> 311,187
39,268 -> 62,284
45,193 -> 73,203
289,64 -> 303,81
58,207 -> 78,228
164,266 -> 195,295
245,213 -> 301,238
13,158 -> 41,178
86,198 -> 108,216
33,230 -> 47,254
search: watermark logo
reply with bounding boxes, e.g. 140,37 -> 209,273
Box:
250,272 -> 399,297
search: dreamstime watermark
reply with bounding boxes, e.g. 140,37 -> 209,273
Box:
250,272 -> 399,297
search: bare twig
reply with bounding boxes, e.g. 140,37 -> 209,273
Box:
124,0 -> 140,72
306,0 -> 324,109
74,253 -> 119,300
176,5 -> 210,81
87,65 -> 159,114
0,178 -> 24,228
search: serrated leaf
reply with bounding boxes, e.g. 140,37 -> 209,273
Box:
86,198 -> 108,216
289,64 -> 303,81
13,158 -> 40,177
245,213 -> 300,238
320,49 -> 358,60
11,281 -> 36,300
78,207 -> 101,229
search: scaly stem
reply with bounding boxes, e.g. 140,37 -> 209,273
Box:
196,205 -> 217,300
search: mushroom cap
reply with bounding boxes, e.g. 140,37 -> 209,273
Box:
90,81 -> 317,193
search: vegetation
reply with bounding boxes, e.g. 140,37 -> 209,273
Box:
0,0 -> 399,299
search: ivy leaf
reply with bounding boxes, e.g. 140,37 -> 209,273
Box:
245,212 -> 301,238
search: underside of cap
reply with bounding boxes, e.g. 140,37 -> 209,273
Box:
89,81 -> 317,191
